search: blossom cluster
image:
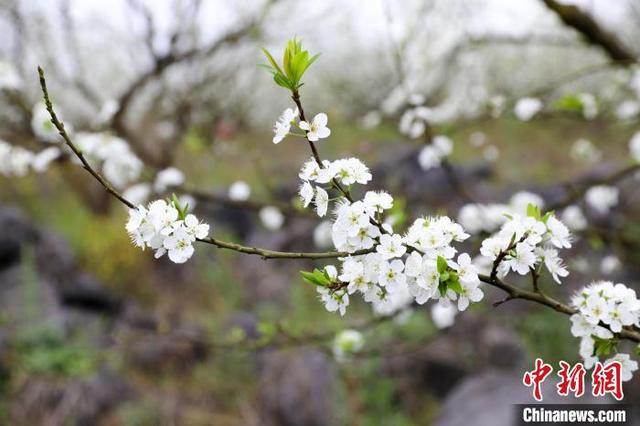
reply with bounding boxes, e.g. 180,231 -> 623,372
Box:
298,156 -> 372,217
0,140 -> 61,177
480,210 -> 572,283
126,199 -> 209,263
292,154 -> 484,318
316,212 -> 482,317
272,105 -> 487,317
570,280 -> 640,379
418,135 -> 453,170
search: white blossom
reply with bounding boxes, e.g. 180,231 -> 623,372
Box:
561,205 -> 587,231
514,97 -> 542,121
317,287 -> 349,316
273,107 -> 299,144
629,131 -> 640,163
585,185 -> 619,214
32,103 -> 63,143
333,329 -> 364,361
163,228 -> 195,263
228,181 -> 251,201
418,135 -> 453,170
376,234 -> 407,259
259,206 -> 285,230
123,183 -> 152,206
546,215 -> 572,249
31,147 -> 61,172
431,302 -> 457,329
299,113 -> 331,142
314,187 -> 329,217
600,255 -> 621,275
570,139 -> 601,164
0,61 -> 21,90
606,354 -> 638,382
154,167 -> 185,193
125,200 -> 208,264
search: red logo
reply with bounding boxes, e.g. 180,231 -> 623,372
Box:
522,359 -> 624,401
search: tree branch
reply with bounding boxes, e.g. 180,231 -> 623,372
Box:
38,66 -> 373,261
541,0 -> 637,64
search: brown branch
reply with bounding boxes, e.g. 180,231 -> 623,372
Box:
111,19 -> 258,144
38,67 -> 135,209
38,66 -> 374,261
479,273 -> 640,343
291,90 -> 354,204
541,0 -> 637,64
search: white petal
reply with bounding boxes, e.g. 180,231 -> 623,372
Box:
298,121 -> 310,131
314,113 -> 328,127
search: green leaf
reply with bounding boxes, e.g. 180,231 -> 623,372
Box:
261,48 -> 284,75
554,94 -> 584,113
541,211 -> 553,224
171,193 -> 188,220
261,38 -> 319,92
593,336 -> 617,357
300,268 -> 332,287
448,277 -> 463,295
526,203 -> 541,220
438,280 -> 448,297
436,256 -> 448,274
273,73 -> 292,89
257,63 -> 277,75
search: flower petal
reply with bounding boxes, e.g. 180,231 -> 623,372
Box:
314,113 -> 328,127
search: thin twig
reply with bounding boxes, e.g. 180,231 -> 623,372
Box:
38,67 -> 640,346
37,67 -> 374,261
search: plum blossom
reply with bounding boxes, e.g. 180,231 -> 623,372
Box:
314,187 -> 329,217
418,135 -> 453,170
376,234 -> 407,259
155,167 -> 185,193
163,228 -> 195,263
317,287 -> 349,316
561,205 -> 587,231
514,97 -> 542,121
273,107 -> 299,144
333,329 -> 364,361
259,206 -> 285,230
606,354 -> 638,382
228,181 -> 251,201
299,113 -> 331,142
570,281 -> 640,378
125,199 -> 208,264
585,185 -> 618,214
299,181 -> 315,207
629,131 -> 640,163
431,302 -> 457,329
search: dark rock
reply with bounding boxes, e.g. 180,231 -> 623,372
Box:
384,314 -> 526,400
58,273 -> 122,316
434,369 -> 613,426
12,371 -> 133,426
0,207 -> 39,271
258,348 -> 336,426
123,325 -> 208,373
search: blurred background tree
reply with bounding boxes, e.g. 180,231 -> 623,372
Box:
1,0 -> 640,424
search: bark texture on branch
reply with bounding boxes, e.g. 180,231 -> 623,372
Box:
542,0 -> 637,64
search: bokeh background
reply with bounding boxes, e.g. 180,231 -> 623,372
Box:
1,0 -> 640,424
